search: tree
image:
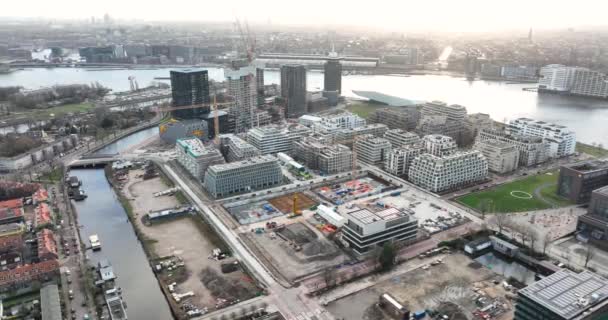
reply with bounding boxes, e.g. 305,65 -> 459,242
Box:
100,116 -> 114,129
377,242 -> 397,272
479,199 -> 493,220
542,232 -> 552,255
493,214 -> 510,236
584,244 -> 595,268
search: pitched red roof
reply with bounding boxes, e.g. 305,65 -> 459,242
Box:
0,198 -> 23,210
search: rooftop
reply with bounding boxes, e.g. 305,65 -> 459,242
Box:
566,160 -> 608,173
208,155 -> 278,172
519,269 -> 608,319
346,206 -> 411,225
176,137 -> 208,158
170,68 -> 208,74
0,198 -> 23,210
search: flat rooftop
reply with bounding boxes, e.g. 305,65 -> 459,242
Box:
345,206 -> 411,225
565,160 -> 608,173
519,269 -> 608,319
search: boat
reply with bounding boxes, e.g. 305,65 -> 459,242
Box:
73,189 -> 88,201
89,234 -> 101,251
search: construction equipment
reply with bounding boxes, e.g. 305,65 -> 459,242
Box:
292,194 -> 301,216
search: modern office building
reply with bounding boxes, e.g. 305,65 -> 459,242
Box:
280,64 -> 307,118
538,64 -> 582,92
509,118 -> 576,158
204,155 -> 283,198
169,69 -> 210,119
175,138 -> 225,181
384,144 -> 424,177
368,107 -> 420,131
294,137 -> 353,174
514,269 -> 608,320
324,56 -> 342,94
219,134 -> 261,162
159,119 -> 209,144
477,128 -> 550,167
354,134 -> 392,168
422,134 -> 457,157
246,125 -> 310,155
341,205 -> 418,255
313,111 -> 366,134
225,64 -> 257,133
577,186 -> 608,247
570,69 -> 608,98
383,129 -> 421,148
409,150 -> 488,193
474,140 -> 520,174
557,160 -> 608,204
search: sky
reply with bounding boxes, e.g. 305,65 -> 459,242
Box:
5,0 -> 608,32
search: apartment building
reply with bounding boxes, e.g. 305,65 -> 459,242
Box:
420,100 -> 467,122
313,111 -> 366,134
246,125 -> 310,155
422,134 -> 457,157
538,64 -> 582,92
384,144 -> 424,177
570,69 -> 608,98
204,155 -> 283,198
219,134 -> 261,162
354,134 -> 392,168
409,150 -> 488,193
383,129 -> 421,148
226,63 -> 257,133
333,124 -> 389,146
509,118 -> 576,158
368,107 -> 420,131
293,137 -> 353,174
175,138 -> 225,180
477,128 -> 549,166
341,205 -> 418,255
474,140 -> 520,174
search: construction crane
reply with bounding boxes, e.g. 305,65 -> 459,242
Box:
292,194 -> 301,216
234,17 -> 255,63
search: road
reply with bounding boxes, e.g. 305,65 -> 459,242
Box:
164,164 -> 333,320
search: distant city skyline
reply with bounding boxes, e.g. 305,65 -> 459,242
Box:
3,0 -> 608,32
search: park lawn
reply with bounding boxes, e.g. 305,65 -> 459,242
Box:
576,142 -> 608,158
456,171 -> 573,213
345,101 -> 385,118
31,102 -> 95,119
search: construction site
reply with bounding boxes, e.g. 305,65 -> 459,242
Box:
226,192 -> 318,225
119,167 -> 260,318
326,253 -> 515,320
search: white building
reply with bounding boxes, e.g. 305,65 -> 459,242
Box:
477,128 -> 550,167
422,134 -> 457,157
298,115 -> 322,127
313,111 -> 366,134
509,118 -> 576,158
204,155 -> 283,198
384,144 -> 424,177
246,125 -> 310,155
383,129 -> 421,148
354,134 -> 392,168
570,69 -> 608,98
474,140 -> 519,174
420,100 -> 467,122
538,64 -> 583,92
175,138 -> 225,180
225,64 -> 257,133
409,150 -> 488,193
220,134 -> 261,162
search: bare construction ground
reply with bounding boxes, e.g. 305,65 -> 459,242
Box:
124,169 -> 259,317
242,222 -> 349,281
327,253 -> 515,320
268,192 -> 318,214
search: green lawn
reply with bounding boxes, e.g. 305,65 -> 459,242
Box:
36,102 -> 95,117
345,101 -> 386,118
456,171 -> 573,213
576,142 -> 608,158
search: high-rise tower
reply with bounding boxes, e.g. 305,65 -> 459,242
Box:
280,64 -> 307,118
169,69 -> 210,119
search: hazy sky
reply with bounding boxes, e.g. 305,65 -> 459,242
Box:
5,0 -> 608,32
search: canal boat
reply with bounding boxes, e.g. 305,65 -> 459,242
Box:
89,234 -> 101,251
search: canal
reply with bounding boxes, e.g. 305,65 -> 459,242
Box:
94,126 -> 159,154
70,129 -> 173,319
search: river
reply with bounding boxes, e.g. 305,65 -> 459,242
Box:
2,67 -> 608,145
70,130 -> 172,320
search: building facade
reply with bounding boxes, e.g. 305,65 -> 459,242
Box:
570,69 -> 608,98
383,129 -> 421,148
368,107 -> 420,131
354,135 -> 392,168
226,64 -> 257,133
219,134 -> 261,162
538,64 -> 582,92
384,144 -> 424,177
169,69 -> 211,119
409,151 -> 488,193
474,140 -> 520,174
509,118 -> 576,158
477,128 -> 550,167
293,137 -> 353,174
175,138 -> 225,181
422,134 -> 457,157
204,155 -> 283,198
577,186 -> 608,247
159,119 -> 209,144
313,111 -> 366,135
246,125 -> 310,155
557,160 -> 608,204
324,57 -> 342,94
280,64 -> 308,118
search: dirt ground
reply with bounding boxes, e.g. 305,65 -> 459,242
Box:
243,221 -> 348,281
268,192 -> 317,214
327,253 -> 515,320
124,169 -> 258,314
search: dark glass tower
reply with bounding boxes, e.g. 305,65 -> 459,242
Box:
280,64 -> 307,118
323,57 -> 342,94
170,69 -> 210,119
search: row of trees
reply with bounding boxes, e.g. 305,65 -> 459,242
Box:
1,83 -> 109,109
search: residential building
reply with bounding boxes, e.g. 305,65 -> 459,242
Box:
0,207 -> 24,225
354,135 -> 392,168
306,91 -> 330,113
252,110 -> 272,127
204,155 -> 283,198
280,64 -> 307,118
538,64 -> 582,92
384,144 -> 424,177
509,118 -> 576,158
298,115 -> 322,127
0,134 -> 79,173
169,69 -> 210,119
577,185 -> 608,247
175,138 -> 225,180
383,129 -> 421,148
474,140 -> 520,174
420,101 -> 467,122
514,269 -> 608,320
383,48 -> 420,65
293,137 -> 353,174
220,134 -> 261,162
341,205 -> 418,254
246,125 -> 310,155
557,160 -> 608,204
226,64 -> 257,133
256,66 -> 265,107
37,229 -> 58,261
368,107 -> 420,131
313,111 -> 366,135
409,151 -> 488,193
416,114 -> 466,144
324,56 -> 342,94
0,260 -> 59,293
570,69 -> 608,98
501,65 -> 538,80
333,124 -> 389,146
477,128 -> 550,166
34,203 -> 53,228
422,134 -> 457,157
465,113 -> 494,139
159,119 -> 209,144
40,284 -> 62,320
